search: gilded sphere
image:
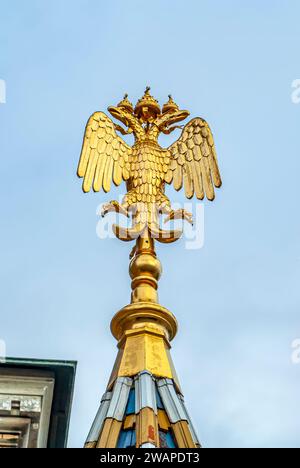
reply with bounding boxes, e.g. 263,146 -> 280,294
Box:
129,253 -> 162,281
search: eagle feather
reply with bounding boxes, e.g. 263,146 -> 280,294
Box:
166,118 -> 222,201
77,112 -> 132,193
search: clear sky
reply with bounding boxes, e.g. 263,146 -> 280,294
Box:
0,0 -> 300,448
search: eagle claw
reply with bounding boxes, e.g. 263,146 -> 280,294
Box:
164,209 -> 193,226
101,200 -> 129,218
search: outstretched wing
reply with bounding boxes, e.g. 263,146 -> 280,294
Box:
166,118 -> 222,200
77,112 -> 132,193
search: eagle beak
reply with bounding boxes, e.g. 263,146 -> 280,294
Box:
108,106 -> 128,126
162,109 -> 190,129
169,109 -> 190,124
108,106 -> 122,119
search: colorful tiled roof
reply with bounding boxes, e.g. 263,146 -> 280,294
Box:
85,371 -> 200,449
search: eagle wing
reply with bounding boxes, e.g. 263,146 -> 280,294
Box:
77,112 -> 132,193
166,118 -> 222,200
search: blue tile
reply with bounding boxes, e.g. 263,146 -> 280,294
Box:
125,389 -> 135,415
117,429 -> 136,448
159,430 -> 176,448
156,387 -> 164,410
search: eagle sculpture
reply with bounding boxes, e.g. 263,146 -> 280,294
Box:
77,87 -> 222,242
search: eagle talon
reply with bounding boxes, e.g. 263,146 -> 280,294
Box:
101,200 -> 129,218
164,209 -> 194,226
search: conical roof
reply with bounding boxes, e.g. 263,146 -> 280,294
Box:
85,371 -> 200,448
84,235 -> 200,449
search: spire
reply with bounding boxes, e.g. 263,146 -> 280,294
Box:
78,89 -> 222,449
84,233 -> 200,448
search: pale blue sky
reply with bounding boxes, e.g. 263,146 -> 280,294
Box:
1,0 -> 300,448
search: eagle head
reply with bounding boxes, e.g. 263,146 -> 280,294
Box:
108,93 -> 135,130
156,95 -> 189,134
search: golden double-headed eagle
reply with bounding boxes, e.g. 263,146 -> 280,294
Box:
77,87 -> 222,242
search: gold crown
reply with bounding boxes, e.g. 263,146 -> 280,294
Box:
117,94 -> 133,113
134,87 -> 161,115
162,95 -> 179,114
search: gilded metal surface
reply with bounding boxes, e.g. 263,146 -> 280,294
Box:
123,414 -> 136,430
111,302 -> 178,343
116,331 -> 173,379
77,87 -> 221,242
96,418 -> 122,448
157,409 -> 170,432
172,421 -> 196,448
84,441 -> 97,449
78,89 -> 220,449
136,407 -> 159,448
